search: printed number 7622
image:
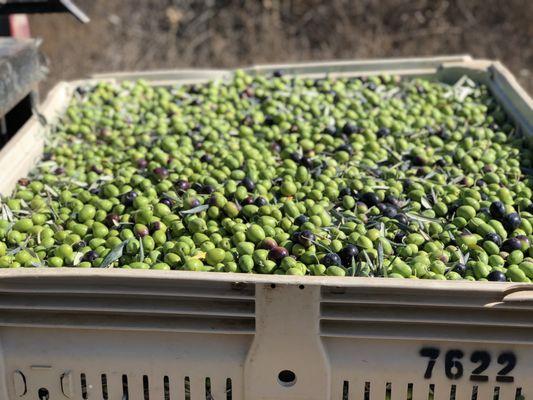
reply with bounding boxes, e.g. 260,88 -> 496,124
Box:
420,347 -> 516,383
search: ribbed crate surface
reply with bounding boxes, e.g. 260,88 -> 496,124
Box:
0,270 -> 531,399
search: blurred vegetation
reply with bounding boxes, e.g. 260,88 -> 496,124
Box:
31,0 -> 532,92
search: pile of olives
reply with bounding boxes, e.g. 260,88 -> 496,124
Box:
0,70 -> 531,281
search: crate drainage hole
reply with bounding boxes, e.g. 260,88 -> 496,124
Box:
278,370 -> 296,387
38,388 -> 49,400
206,377 -> 212,399
81,373 -> 87,400
226,378 -> 233,400
164,376 -> 170,400
143,375 -> 150,400
184,376 -> 191,400
101,374 -> 108,400
122,374 -> 129,399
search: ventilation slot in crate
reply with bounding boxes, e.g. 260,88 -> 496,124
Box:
81,373 -> 233,400
340,381 -> 524,400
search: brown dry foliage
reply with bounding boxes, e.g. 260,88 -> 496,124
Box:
30,0 -> 532,92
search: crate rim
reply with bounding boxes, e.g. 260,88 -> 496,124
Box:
0,267 -> 532,294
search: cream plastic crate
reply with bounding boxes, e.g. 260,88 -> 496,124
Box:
0,56 -> 532,400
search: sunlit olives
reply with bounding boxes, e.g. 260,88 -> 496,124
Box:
0,72 -> 531,280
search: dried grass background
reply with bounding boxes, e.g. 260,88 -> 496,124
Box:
30,0 -> 532,93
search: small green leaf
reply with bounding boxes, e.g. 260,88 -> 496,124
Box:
100,239 -> 130,268
44,184 -> 59,197
350,257 -> 357,277
377,240 -> 386,277
405,212 -> 440,223
362,250 -> 375,273
180,204 -> 209,215
7,246 -> 22,256
139,237 -> 145,262
420,196 -> 432,210
1,203 -> 13,222
72,252 -> 84,266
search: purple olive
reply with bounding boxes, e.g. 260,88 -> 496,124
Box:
241,196 -> 255,205
150,221 -> 162,232
105,213 -> 120,227
160,198 -> 174,207
260,238 -> 278,251
268,246 -> 289,262
136,159 -> 148,169
153,167 -> 169,179
176,180 -> 190,191
297,230 -> 315,248
254,197 -> 267,207
135,225 -> 149,238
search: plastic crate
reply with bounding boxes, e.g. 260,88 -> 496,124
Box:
0,56 -> 532,400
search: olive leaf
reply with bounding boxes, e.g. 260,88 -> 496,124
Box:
361,250 -> 375,273
100,239 -> 130,268
430,187 -> 437,204
70,180 -> 89,188
7,246 -> 22,256
423,171 -> 437,180
420,196 -> 432,210
139,237 -> 145,262
44,192 -> 59,222
11,209 -> 31,215
405,212 -> 440,223
379,222 -> 386,237
418,229 -> 431,241
450,176 -> 465,185
180,204 -> 209,215
350,257 -> 357,277
72,252 -> 84,266
44,184 -> 59,197
1,203 -> 13,222
377,240 -> 386,277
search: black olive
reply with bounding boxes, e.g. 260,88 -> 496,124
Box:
297,230 -> 315,248
338,245 -> 359,267
342,122 -> 359,135
294,215 -> 309,226
487,270 -> 507,282
453,263 -> 467,277
484,232 -> 502,246
489,201 -> 506,220
83,250 -> 99,262
503,213 -> 521,232
322,253 -> 342,267
376,127 -> 390,138
361,192 -> 380,207
501,237 -> 522,252
241,177 -> 255,191
122,191 -> 138,206
254,197 -> 268,207
394,213 -> 409,226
